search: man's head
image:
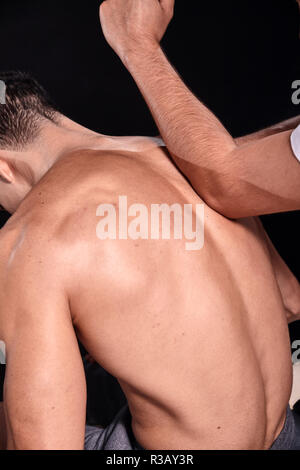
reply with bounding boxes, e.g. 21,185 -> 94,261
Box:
0,71 -> 58,150
0,71 -> 59,213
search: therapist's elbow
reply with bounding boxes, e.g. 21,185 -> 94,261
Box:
204,188 -> 246,220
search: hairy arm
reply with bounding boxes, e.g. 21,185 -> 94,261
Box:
100,0 -> 300,218
128,49 -> 300,218
2,242 -> 86,450
124,48 -> 300,218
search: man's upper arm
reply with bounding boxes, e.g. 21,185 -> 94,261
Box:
2,240 -> 86,450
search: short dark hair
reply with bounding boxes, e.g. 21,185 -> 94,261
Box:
0,71 -> 59,150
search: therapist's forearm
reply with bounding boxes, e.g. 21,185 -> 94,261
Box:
123,46 -> 300,217
124,45 -> 236,193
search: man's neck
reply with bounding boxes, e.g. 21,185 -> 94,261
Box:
18,116 -> 111,186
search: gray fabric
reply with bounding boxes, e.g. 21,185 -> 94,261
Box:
85,405 -> 142,450
270,407 -> 300,450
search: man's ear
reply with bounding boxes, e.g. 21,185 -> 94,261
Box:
0,158 -> 14,183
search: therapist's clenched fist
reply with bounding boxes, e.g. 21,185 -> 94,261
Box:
99,0 -> 174,62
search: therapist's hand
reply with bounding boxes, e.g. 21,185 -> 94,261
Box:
99,0 -> 174,62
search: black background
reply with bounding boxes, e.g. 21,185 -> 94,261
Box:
0,0 -> 299,339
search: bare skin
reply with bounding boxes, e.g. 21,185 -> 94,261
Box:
99,0 -> 300,218
0,122 -> 299,449
0,1 -> 299,449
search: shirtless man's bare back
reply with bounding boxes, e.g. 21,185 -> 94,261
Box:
0,72 -> 299,449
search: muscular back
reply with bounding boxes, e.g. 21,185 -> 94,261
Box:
0,142 -> 293,450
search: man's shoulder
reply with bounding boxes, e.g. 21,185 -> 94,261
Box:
0,201 -> 134,284
0,209 -> 78,284
0,217 -> 52,267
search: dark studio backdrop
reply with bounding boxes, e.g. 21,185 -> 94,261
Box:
0,0 -> 299,423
